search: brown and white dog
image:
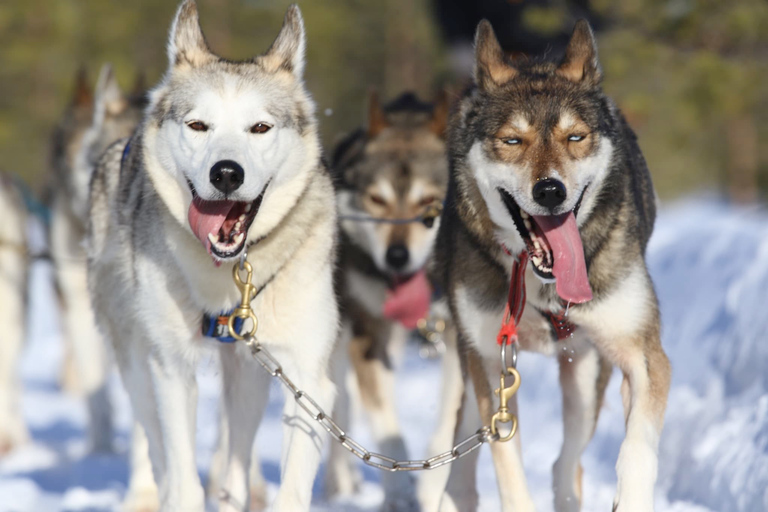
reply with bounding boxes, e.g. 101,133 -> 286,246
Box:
431,19 -> 671,512
327,91 -> 451,511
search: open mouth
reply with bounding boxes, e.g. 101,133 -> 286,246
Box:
187,181 -> 268,260
498,187 -> 592,304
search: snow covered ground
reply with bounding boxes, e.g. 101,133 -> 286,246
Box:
1,197 -> 766,511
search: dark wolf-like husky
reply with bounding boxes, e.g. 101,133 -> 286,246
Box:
327,91 -> 449,510
432,19 -> 670,512
87,2 -> 338,511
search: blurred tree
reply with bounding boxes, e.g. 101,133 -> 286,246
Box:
0,0 -> 765,202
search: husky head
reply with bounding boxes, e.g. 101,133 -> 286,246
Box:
335,91 -> 449,279
144,0 -> 319,263
71,65 -> 145,218
51,67 -> 94,186
456,20 -> 612,304
52,65 -> 144,220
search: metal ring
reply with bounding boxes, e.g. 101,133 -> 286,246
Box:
227,310 -> 258,340
491,414 -> 518,442
500,342 -> 518,375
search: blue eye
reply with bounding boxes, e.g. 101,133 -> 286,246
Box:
568,134 -> 585,142
503,138 -> 522,145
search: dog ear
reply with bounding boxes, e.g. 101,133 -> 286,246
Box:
430,88 -> 450,138
474,20 -> 516,90
167,0 -> 214,69
93,64 -> 127,122
557,20 -> 601,84
261,5 -> 306,79
72,66 -> 92,108
131,71 -> 147,97
367,89 -> 388,138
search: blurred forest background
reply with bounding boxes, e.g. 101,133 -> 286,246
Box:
0,0 -> 766,201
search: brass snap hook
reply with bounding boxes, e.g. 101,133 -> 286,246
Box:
228,261 -> 258,340
490,367 -> 521,442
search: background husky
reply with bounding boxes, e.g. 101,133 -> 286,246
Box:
327,91 -> 450,510
87,2 -> 339,510
49,63 -> 146,453
433,19 -> 671,512
0,174 -> 28,455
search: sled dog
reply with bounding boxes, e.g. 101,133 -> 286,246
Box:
87,2 -> 338,511
327,91 -> 450,510
432,19 -> 671,512
0,174 -> 28,455
49,64 -> 145,452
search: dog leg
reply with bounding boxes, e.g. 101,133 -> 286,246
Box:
439,374 -> 479,512
553,342 -> 612,512
324,323 -> 362,498
248,443 -> 268,511
0,262 -> 27,454
58,259 -> 113,452
350,326 -> 419,512
417,326 -> 463,512
608,333 -> 670,512
471,352 -> 535,512
217,343 -> 270,512
120,340 -> 204,512
270,349 -> 335,512
124,422 -> 160,512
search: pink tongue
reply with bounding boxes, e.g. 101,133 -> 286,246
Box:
531,212 -> 593,304
382,270 -> 432,329
187,197 -> 236,254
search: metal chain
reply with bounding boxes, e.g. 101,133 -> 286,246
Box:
240,334 -> 496,472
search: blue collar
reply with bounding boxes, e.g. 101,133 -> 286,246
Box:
202,309 -> 244,343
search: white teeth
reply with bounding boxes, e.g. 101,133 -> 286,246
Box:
520,210 -> 530,219
233,233 -> 244,245
524,219 -> 532,230
239,214 -> 246,221
533,240 -> 541,251
245,204 -> 252,213
234,221 -> 242,231
207,233 -> 218,244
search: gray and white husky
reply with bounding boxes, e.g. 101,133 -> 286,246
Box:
0,173 -> 28,455
49,63 -> 145,453
87,2 -> 338,511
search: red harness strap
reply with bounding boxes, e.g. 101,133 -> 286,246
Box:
497,251 -> 529,346
496,249 -> 577,344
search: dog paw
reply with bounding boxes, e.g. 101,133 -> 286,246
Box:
122,487 -> 160,512
0,425 -> 29,455
249,482 -> 268,511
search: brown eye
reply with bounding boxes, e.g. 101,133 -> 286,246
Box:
187,121 -> 208,132
250,123 -> 272,134
369,194 -> 387,206
419,195 -> 437,207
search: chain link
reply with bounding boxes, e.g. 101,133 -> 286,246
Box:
242,335 -> 495,472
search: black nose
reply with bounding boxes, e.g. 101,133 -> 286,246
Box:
385,244 -> 409,271
532,178 -> 567,210
210,160 -> 245,194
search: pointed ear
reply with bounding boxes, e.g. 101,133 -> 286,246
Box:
261,5 -> 306,79
367,89 -> 388,138
131,71 -> 147,96
167,0 -> 214,69
557,20 -> 601,84
72,66 -> 92,107
429,89 -> 450,138
474,20 -> 516,90
94,64 -> 126,119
